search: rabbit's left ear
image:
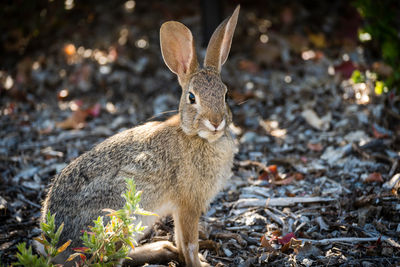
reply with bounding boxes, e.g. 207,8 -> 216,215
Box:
160,21 -> 199,82
204,5 -> 240,72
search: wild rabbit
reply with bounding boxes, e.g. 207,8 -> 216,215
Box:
37,5 -> 240,267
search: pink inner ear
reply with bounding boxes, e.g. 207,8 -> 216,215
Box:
177,37 -> 192,75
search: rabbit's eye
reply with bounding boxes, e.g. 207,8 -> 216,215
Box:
188,92 -> 196,104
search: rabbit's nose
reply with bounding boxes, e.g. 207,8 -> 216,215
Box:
211,119 -> 226,131
211,121 -> 219,129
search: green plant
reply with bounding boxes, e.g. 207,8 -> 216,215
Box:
13,179 -> 154,267
354,0 -> 400,94
14,212 -> 70,267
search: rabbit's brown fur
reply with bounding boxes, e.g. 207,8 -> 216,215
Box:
39,6 -> 240,267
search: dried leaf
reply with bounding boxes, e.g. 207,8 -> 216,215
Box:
281,237 -> 302,252
260,235 -> 274,252
56,109 -> 88,130
33,234 -> 48,245
278,232 -> 296,245
364,172 -> 384,183
57,240 -> 71,254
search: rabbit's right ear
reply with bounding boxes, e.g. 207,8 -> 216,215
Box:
160,21 -> 199,82
204,5 -> 240,72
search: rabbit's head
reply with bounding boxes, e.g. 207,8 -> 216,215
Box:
160,6 -> 239,142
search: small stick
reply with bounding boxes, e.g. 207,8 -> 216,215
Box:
299,236 -> 388,246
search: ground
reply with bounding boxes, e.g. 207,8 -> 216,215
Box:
1,1 -> 400,266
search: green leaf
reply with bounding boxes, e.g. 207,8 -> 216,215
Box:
351,70 -> 365,84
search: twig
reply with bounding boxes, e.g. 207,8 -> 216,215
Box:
18,194 -> 41,209
388,159 -> 399,178
299,236 -> 388,245
234,197 -> 335,208
264,208 -> 285,226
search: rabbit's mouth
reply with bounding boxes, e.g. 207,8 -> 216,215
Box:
198,129 -> 224,142
197,118 -> 226,142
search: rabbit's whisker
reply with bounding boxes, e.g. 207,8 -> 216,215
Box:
147,109 -> 178,121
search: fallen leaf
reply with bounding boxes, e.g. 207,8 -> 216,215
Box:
56,109 -> 88,130
278,232 -> 296,245
364,172 -> 384,183
260,235 -> 274,251
281,237 -> 302,253
56,103 -> 101,130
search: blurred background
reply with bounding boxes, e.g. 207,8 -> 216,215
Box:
1,0 -> 400,266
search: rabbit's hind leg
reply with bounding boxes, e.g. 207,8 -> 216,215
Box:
123,241 -> 179,266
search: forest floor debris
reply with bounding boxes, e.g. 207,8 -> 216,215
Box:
1,1 -> 399,266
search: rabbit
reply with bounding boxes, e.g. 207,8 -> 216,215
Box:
36,5 -> 240,267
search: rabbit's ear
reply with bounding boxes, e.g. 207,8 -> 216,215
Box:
160,21 -> 199,80
204,5 -> 240,72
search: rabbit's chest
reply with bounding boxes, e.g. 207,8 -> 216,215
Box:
186,136 -> 236,199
